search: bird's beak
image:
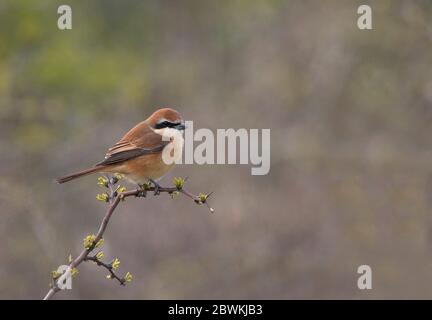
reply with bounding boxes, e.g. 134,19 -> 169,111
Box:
175,123 -> 186,130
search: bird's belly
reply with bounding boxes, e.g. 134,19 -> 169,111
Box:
112,153 -> 174,184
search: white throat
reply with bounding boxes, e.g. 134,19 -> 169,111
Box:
153,127 -> 184,164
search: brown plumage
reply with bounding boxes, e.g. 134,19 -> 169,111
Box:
56,108 -> 185,184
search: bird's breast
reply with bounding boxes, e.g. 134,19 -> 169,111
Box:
112,132 -> 184,184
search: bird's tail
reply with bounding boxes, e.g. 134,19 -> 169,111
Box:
56,166 -> 107,184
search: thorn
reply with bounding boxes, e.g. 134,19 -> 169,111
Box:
205,202 -> 215,213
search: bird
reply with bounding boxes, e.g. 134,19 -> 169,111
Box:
56,107 -> 185,188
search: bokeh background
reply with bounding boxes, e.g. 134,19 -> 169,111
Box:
1,0 -> 432,299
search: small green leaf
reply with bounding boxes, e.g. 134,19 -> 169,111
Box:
95,238 -> 104,248
173,177 -> 185,189
96,193 -> 109,202
96,251 -> 104,260
111,258 -> 120,270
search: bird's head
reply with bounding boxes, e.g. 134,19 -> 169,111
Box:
147,107 -> 185,132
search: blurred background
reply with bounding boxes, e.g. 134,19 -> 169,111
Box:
1,0 -> 432,299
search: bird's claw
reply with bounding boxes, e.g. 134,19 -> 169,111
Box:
150,179 -> 161,196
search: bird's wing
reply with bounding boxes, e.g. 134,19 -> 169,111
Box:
95,121 -> 169,166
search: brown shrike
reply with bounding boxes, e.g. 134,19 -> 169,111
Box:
57,108 -> 185,186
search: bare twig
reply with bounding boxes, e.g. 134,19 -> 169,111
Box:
43,176 -> 213,300
85,255 -> 126,285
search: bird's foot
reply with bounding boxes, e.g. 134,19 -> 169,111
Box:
149,179 -> 161,196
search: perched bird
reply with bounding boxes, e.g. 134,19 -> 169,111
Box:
56,108 -> 185,187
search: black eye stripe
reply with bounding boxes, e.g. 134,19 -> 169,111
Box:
155,121 -> 180,129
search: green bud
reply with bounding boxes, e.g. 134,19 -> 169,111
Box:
112,174 -> 122,184
124,272 -> 133,283
96,193 -> 109,202
96,251 -> 104,260
83,234 -> 96,249
95,238 -> 104,248
173,177 -> 185,190
198,193 -> 208,203
141,182 -> 151,190
111,258 -> 120,270
97,176 -> 109,188
51,270 -> 61,279
117,186 -> 127,193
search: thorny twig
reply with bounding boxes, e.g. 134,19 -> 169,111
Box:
43,176 -> 213,300
85,255 -> 126,285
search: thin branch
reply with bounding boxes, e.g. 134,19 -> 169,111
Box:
43,177 -> 213,300
85,256 -> 126,285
